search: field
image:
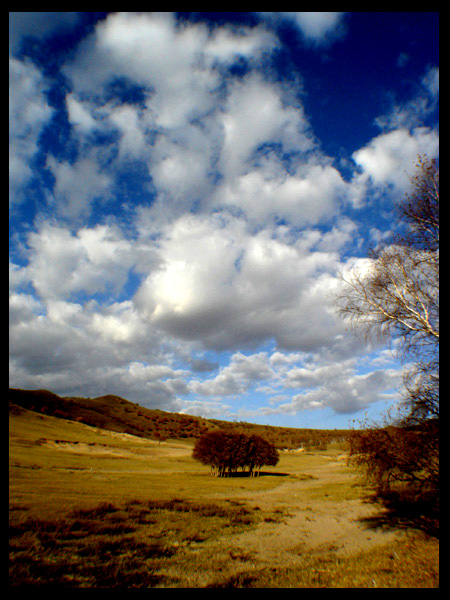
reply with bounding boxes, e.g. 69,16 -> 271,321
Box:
9,404 -> 439,587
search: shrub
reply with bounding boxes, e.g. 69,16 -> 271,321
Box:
348,419 -> 439,501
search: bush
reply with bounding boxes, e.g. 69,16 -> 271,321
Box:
348,419 -> 439,501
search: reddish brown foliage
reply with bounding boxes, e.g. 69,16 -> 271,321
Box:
192,430 -> 279,477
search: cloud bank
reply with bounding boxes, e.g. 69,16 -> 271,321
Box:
9,12 -> 438,425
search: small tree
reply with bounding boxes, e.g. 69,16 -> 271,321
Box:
247,434 -> 279,476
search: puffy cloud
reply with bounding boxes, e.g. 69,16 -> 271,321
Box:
9,57 -> 53,205
134,212 -> 350,353
8,12 -> 431,424
218,73 -> 313,179
149,124 -> 215,206
352,127 -> 439,200
215,159 -> 347,226
63,12 -> 275,128
259,12 -> 346,45
264,360 -> 402,415
24,223 -> 155,301
65,93 -> 100,135
282,12 -> 346,43
190,352 -> 274,397
58,13 -> 285,224
9,288 -> 184,409
46,155 -> 113,220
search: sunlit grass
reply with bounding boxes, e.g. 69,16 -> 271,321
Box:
208,535 -> 439,588
10,407 -> 438,587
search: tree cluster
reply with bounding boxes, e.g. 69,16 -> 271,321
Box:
192,430 -> 279,477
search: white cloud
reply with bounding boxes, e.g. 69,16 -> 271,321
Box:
185,348 -> 402,419
216,159 -> 347,226
149,124 -> 215,206
422,65 -> 439,98
66,93 -> 99,135
24,223 -> 147,301
46,154 -> 112,220
59,13 -> 284,223
9,12 -> 435,424
64,12 -> 274,129
9,57 -> 53,205
352,127 -> 439,199
259,12 -> 346,45
284,12 -> 346,43
375,65 -> 439,133
9,288 -> 184,408
267,360 -> 402,415
190,352 -> 274,397
218,73 -> 313,179
133,212 -> 350,353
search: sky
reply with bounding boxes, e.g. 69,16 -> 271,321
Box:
9,12 -> 439,429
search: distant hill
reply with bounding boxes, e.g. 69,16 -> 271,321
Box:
9,388 -> 350,450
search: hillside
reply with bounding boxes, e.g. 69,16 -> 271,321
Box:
9,388 -> 349,449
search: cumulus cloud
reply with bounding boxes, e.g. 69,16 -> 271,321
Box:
218,73 -> 313,179
9,57 -> 53,205
63,12 -> 275,125
190,352 -> 274,397
265,360 -> 402,415
259,12 -> 346,45
216,159 -> 347,226
351,127 -> 439,202
9,288 -> 183,408
9,12 -> 433,422
21,222 -> 159,304
133,212 -> 351,353
46,155 -> 113,220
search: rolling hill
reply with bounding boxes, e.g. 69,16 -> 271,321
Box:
9,388 -> 349,450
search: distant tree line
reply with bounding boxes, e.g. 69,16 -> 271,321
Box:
192,431 -> 279,477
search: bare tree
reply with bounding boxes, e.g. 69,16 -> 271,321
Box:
335,157 -> 439,503
336,156 -> 439,423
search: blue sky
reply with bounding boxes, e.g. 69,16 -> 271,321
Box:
9,12 -> 439,428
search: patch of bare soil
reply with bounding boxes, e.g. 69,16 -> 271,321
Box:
43,440 -> 131,457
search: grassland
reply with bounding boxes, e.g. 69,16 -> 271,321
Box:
9,403 -> 438,587
9,387 -> 349,449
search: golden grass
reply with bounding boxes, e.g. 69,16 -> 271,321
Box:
207,535 -> 439,588
10,498 -> 267,587
10,407 -> 438,588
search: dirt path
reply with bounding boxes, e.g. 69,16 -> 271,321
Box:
167,456 -> 406,586
224,495 -> 401,564
220,459 -> 403,562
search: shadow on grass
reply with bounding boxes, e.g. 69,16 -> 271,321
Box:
358,489 -> 439,538
220,471 -> 290,478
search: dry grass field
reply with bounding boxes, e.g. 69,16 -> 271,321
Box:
9,404 -> 438,587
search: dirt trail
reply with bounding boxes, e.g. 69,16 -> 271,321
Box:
223,458 -> 403,562
225,494 -> 401,564
168,456 -> 406,586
